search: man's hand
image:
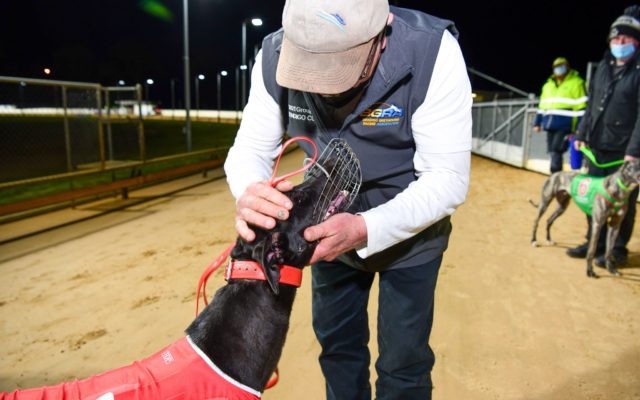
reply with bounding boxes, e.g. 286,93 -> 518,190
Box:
625,154 -> 639,161
574,139 -> 586,151
304,213 -> 367,264
235,180 -> 294,242
533,126 -> 542,133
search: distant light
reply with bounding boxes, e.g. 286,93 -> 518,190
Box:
220,70 -> 228,77
43,68 -> 51,75
198,74 -> 205,80
140,0 -> 174,22
20,81 -> 26,87
118,80 -> 125,86
251,18 -> 263,27
240,65 -> 248,70
146,78 -> 154,85
471,93 -> 477,98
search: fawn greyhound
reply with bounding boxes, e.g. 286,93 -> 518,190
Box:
0,139 -> 361,400
530,159 -> 640,278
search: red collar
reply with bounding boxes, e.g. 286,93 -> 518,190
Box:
225,260 -> 302,287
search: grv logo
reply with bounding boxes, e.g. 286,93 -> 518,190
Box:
360,103 -> 404,127
161,350 -> 175,364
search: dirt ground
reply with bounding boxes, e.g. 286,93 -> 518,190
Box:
1,151 -> 639,400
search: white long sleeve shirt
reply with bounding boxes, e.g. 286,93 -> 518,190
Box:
225,30 -> 472,259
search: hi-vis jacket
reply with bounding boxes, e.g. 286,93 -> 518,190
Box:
0,336 -> 261,400
534,69 -> 587,132
225,6 -> 472,271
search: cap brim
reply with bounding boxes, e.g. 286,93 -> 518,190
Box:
276,34 -> 375,95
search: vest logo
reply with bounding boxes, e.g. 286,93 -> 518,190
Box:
288,104 -> 315,122
96,393 -> 115,400
361,103 -> 404,127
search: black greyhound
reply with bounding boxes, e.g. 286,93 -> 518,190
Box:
1,139 -> 361,400
187,171 -> 354,391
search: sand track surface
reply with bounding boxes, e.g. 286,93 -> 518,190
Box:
1,151 -> 639,399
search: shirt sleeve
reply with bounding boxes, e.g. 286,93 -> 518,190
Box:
357,30 -> 472,258
224,51 -> 286,200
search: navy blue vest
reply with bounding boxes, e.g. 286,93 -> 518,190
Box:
261,7 -> 457,271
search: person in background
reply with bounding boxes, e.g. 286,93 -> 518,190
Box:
224,0 -> 472,398
568,5 -> 640,267
533,57 -> 587,173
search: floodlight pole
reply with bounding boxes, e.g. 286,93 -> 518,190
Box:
235,66 -> 240,123
183,0 -> 192,152
241,21 -> 247,108
241,18 -> 262,109
170,79 -> 176,120
217,70 -> 227,122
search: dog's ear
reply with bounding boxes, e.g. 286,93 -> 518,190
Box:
252,237 -> 281,295
629,159 -> 640,180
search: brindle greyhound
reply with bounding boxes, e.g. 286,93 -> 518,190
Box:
530,159 -> 640,278
1,139 -> 361,400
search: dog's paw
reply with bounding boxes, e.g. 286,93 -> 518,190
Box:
546,240 -> 556,246
531,241 -> 539,248
586,269 -> 598,278
607,268 -> 621,277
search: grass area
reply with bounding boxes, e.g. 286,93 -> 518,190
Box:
0,117 -> 239,206
143,119 -> 240,158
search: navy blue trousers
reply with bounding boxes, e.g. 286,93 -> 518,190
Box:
311,256 -> 442,400
546,129 -> 570,173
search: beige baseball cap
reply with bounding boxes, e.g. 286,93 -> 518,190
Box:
276,0 -> 390,94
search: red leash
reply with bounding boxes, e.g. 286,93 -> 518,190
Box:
194,136 -> 319,390
195,242 -> 235,316
269,136 -> 318,187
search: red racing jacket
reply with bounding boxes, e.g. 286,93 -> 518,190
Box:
1,336 -> 261,400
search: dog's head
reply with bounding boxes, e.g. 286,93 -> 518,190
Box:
230,177 -> 350,294
230,139 -> 361,294
620,159 -> 640,185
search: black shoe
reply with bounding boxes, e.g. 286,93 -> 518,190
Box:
566,243 -> 589,258
566,243 -> 605,259
595,252 -> 628,269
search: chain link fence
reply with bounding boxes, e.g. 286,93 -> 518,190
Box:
0,76 -> 242,219
103,86 -> 146,164
0,77 -> 147,183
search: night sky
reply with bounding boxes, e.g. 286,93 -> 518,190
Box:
0,0 -> 636,108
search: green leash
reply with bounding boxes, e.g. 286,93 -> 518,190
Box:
579,146 -> 625,169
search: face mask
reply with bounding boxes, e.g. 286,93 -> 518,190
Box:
320,83 -> 366,107
610,42 -> 637,59
553,65 -> 567,76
